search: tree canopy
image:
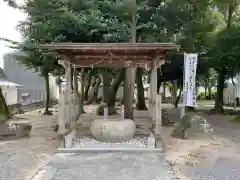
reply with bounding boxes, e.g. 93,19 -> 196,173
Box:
2,0 -> 240,112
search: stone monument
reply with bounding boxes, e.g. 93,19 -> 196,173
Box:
171,113 -> 213,139
161,108 -> 175,126
90,119 -> 136,142
0,123 -> 32,140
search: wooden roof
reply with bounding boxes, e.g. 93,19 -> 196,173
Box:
40,43 -> 180,68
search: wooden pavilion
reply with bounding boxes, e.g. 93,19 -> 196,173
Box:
40,43 -> 180,144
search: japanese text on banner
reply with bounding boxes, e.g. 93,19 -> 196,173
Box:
183,53 -> 198,107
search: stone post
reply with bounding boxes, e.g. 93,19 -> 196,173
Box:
121,105 -> 124,120
104,107 -> 108,120
180,106 -> 185,119
57,60 -> 67,134
155,94 -> 161,137
149,62 -> 157,123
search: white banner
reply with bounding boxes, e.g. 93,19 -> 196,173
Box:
183,53 -> 198,107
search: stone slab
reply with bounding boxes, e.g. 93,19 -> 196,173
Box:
0,123 -> 32,140
57,148 -> 163,153
31,152 -> 176,180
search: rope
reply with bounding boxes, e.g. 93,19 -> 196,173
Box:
71,51 -> 152,68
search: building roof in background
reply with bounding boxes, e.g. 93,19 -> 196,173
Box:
0,67 -> 7,79
0,67 -> 21,87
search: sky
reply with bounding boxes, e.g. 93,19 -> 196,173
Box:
0,0 -> 26,68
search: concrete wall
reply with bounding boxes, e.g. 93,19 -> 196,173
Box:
2,51 -> 45,89
2,87 -> 18,105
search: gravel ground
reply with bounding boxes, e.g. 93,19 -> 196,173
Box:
72,136 -> 149,148
2,103 -> 240,180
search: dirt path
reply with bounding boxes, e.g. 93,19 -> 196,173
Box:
2,104 -> 240,180
0,109 -> 60,180
32,152 -> 175,180
160,109 -> 240,180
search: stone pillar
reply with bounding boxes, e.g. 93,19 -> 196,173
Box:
57,60 -> 68,134
124,68 -> 136,119
104,107 -> 108,120
70,93 -> 77,128
73,70 -> 80,118
58,88 -> 66,134
65,61 -> 72,129
149,58 -> 165,129
155,94 -> 161,137
149,63 -> 157,123
121,105 -> 124,120
180,106 -> 185,119
57,59 -> 75,133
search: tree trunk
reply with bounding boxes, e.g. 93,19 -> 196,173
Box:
214,70 -> 225,112
96,69 -> 125,115
101,69 -> 112,104
213,0 -> 234,111
120,97 -> 124,105
204,83 -> 207,98
93,78 -> 101,103
43,72 -> 51,115
73,70 -> 82,115
86,77 -> 101,104
163,81 -> 166,100
108,69 -> 125,106
79,68 -> 85,113
157,70 -> 161,94
85,76 -> 97,105
0,87 -> 9,118
73,71 -> 80,103
124,68 -> 136,119
55,76 -> 62,95
136,68 -> 147,110
171,80 -> 177,105
84,74 -> 91,101
123,0 -> 137,119
174,84 -> 183,108
70,66 -> 73,91
208,86 -> 212,99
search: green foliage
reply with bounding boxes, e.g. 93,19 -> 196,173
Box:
230,115 -> 240,123
197,90 -> 217,100
3,0 -> 240,112
3,0 -> 199,78
208,26 -> 240,75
